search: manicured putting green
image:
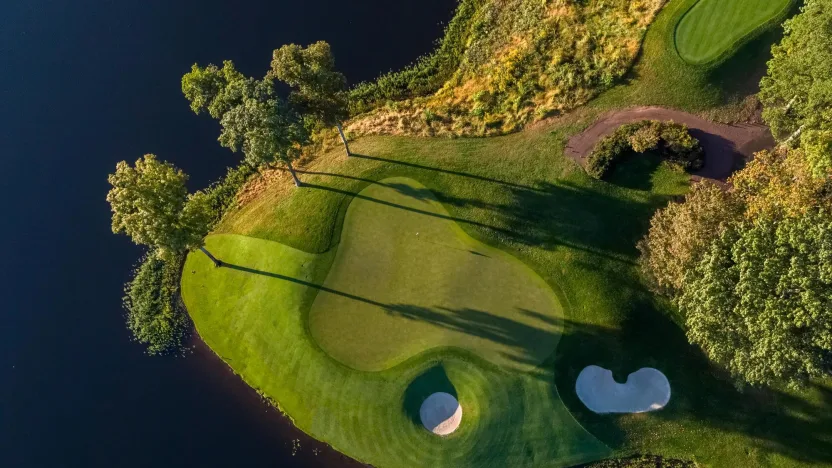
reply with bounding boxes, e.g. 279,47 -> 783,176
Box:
309,177 -> 562,372
674,0 -> 793,65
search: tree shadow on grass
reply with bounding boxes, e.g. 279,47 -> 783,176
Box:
350,153 -> 548,193
402,364 -> 457,426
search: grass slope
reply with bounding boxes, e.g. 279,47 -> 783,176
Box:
674,0 -> 794,65
183,233 -> 610,468
309,177 -> 563,372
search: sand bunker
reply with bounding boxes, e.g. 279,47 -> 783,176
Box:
575,365 -> 670,414
420,392 -> 462,435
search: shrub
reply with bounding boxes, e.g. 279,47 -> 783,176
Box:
123,252 -> 188,355
202,164 -> 256,227
585,120 -> 704,179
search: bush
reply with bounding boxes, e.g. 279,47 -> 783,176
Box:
579,454 -> 695,467
585,120 -> 704,179
123,252 -> 188,355
202,164 -> 256,227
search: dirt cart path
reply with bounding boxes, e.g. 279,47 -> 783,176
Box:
565,106 -> 774,181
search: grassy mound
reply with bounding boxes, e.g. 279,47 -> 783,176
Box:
674,0 -> 794,65
309,177 -> 563,372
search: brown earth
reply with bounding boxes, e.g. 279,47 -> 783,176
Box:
565,106 -> 775,182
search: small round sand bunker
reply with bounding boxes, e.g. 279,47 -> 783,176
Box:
575,365 -> 670,414
420,392 -> 462,435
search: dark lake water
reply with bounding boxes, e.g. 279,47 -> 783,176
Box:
0,1 -> 455,466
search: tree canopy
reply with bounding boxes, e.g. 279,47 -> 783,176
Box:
270,41 -> 349,126
107,154 -> 213,259
678,210 -> 832,387
640,147 -> 832,387
759,0 -> 832,175
182,60 -> 308,171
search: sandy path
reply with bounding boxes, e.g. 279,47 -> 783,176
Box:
565,106 -> 774,181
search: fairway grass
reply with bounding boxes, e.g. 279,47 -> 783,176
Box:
182,233 -> 611,467
309,177 -> 563,372
675,0 -> 794,65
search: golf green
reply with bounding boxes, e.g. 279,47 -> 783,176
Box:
309,177 -> 563,372
181,181 -> 610,467
674,0 -> 793,65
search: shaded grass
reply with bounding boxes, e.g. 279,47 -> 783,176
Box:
674,0 -> 795,66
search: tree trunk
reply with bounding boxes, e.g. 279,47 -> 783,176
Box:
199,246 -> 222,267
783,124 -> 805,147
336,122 -> 351,157
286,160 -> 302,187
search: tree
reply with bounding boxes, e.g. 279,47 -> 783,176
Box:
218,95 -> 308,186
759,0 -> 832,176
270,41 -> 352,156
638,181 -> 743,296
182,61 -> 307,186
678,210 -> 832,388
107,154 -> 221,266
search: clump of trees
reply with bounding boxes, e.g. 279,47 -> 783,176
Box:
107,154 -> 222,354
640,155 -> 832,388
586,120 -> 704,179
759,0 -> 832,177
640,1 -> 832,388
112,41 -> 352,354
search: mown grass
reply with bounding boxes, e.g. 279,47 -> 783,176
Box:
186,1 -> 832,466
674,0 -> 795,66
183,232 -> 611,468
308,177 -> 563,373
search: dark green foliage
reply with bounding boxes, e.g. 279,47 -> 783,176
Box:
679,210 -> 832,388
586,120 -> 704,179
202,164 -> 256,227
347,0 -> 484,115
123,253 -> 188,355
580,454 -> 695,467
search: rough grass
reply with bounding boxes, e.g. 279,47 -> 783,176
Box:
309,177 -> 563,373
346,0 -> 666,137
674,0 -> 795,65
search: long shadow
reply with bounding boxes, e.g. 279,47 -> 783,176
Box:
223,263 -> 386,308
350,153 -> 548,193
302,182 -> 518,237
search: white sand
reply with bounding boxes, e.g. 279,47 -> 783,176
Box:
420,392 -> 462,435
575,365 -> 670,414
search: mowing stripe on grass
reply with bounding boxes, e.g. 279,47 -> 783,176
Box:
674,0 -> 793,65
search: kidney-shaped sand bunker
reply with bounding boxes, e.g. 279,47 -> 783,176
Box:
575,365 -> 670,414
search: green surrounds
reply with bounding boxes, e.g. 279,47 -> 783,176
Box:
183,231 -> 610,467
309,177 -> 563,372
674,0 -> 795,66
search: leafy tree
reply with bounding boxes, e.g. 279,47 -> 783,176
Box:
638,182 -> 743,296
181,60 -> 250,119
182,61 -> 307,186
124,253 -> 188,355
678,210 -> 832,388
107,154 -> 221,266
731,147 -> 832,220
218,95 -> 308,186
270,41 -> 352,156
759,0 -> 832,176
